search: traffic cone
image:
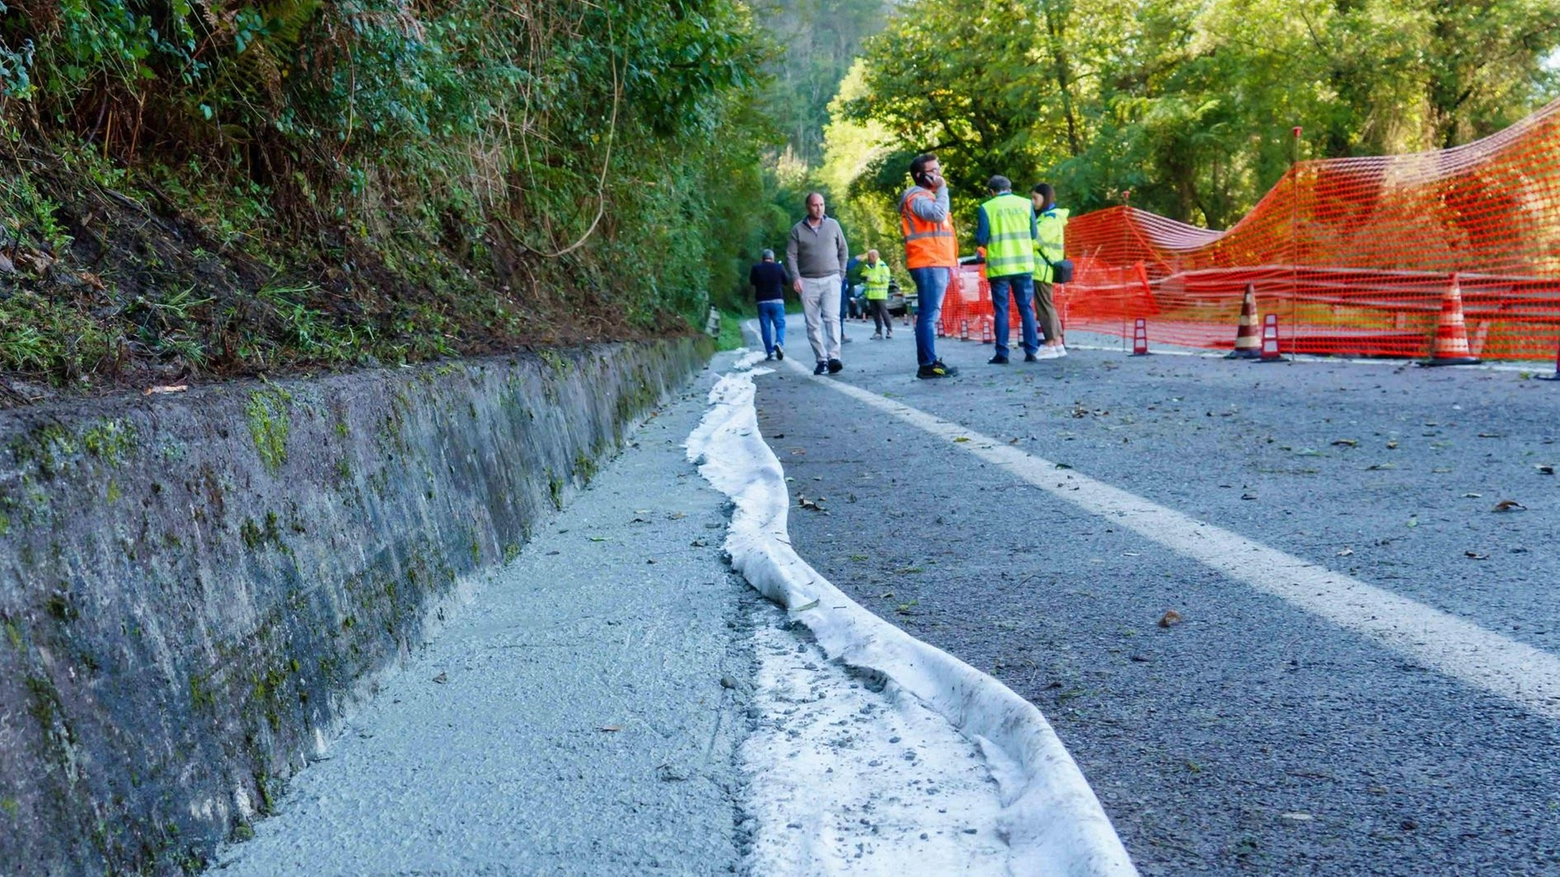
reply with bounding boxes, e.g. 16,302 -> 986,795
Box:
981,318 -> 993,344
1225,284 -> 1261,360
1256,313 -> 1283,362
960,319 -> 970,341
1424,274 -> 1480,366
1132,318 -> 1149,355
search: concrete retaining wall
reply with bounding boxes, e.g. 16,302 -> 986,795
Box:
0,339 -> 710,876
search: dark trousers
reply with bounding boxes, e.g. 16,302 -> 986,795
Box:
869,299 -> 894,334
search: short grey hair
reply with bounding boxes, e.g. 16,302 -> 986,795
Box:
761,248 -> 775,260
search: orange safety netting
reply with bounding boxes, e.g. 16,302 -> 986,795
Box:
948,97 -> 1560,362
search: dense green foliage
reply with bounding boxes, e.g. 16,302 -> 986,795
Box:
0,0 -> 778,387
835,0 -> 1560,233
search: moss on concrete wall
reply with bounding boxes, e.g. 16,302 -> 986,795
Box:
0,338 -> 711,876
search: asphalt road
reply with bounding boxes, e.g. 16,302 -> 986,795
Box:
753,317 -> 1560,875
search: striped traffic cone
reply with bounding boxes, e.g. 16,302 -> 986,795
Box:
1131,318 -> 1149,355
1257,313 -> 1283,362
981,318 -> 993,344
1424,275 -> 1480,366
1225,284 -> 1261,360
960,319 -> 970,341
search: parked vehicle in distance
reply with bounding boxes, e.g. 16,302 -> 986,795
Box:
850,280 -> 909,317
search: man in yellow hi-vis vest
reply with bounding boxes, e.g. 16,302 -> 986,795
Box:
974,175 -> 1040,364
1031,182 -> 1070,358
861,249 -> 895,340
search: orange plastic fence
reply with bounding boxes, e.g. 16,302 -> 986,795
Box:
1027,97 -> 1560,361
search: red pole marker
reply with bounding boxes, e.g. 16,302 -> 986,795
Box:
960,319 -> 970,341
1540,334 -> 1560,381
981,318 -> 993,344
1132,318 -> 1149,355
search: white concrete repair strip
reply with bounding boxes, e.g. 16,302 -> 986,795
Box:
796,365 -> 1560,725
688,352 -> 1138,877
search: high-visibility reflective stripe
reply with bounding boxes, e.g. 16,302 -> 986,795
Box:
905,230 -> 955,241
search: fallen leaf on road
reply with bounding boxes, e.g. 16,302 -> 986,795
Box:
1432,467 -> 1453,473
1280,812 -> 1314,823
1536,464 -> 1555,475
953,436 -> 970,443
1406,516 -> 1419,528
600,725 -> 622,732
1462,493 -> 1482,499
1386,440 -> 1399,449
1493,500 -> 1527,512
1366,463 -> 1396,471
432,672 -> 448,684
1465,551 -> 1490,560
1477,432 -> 1505,438
1158,610 -> 1183,628
1337,547 -> 1354,556
1332,439 -> 1358,447
589,536 -> 607,542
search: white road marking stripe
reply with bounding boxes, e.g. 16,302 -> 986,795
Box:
782,360 -> 1560,722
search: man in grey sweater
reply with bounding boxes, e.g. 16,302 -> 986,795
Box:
786,192 -> 849,375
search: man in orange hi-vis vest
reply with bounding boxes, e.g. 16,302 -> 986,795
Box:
901,153 -> 960,379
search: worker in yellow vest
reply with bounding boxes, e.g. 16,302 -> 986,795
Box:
861,249 -> 894,340
1031,183 -> 1070,358
974,175 -> 1040,364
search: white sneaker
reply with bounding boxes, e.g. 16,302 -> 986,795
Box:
1052,345 -> 1068,358
1035,346 -> 1063,359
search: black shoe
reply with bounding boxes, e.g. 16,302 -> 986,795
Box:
988,354 -> 1009,365
827,358 -> 843,374
765,353 -> 774,361
814,361 -> 828,375
916,361 -> 959,379
1024,352 -> 1040,362
774,344 -> 784,361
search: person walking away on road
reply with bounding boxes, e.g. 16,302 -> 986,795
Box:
862,249 -> 894,339
1031,183 -> 1070,358
749,249 -> 789,361
901,153 -> 960,379
974,175 -> 1040,364
787,192 -> 849,375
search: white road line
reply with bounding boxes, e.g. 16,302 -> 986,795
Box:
779,359 -> 1560,723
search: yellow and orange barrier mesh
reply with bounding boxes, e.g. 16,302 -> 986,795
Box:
1028,97 -> 1560,360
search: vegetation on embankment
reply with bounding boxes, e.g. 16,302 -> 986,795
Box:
0,1 -> 785,399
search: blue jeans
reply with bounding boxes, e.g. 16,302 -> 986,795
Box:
910,266 -> 951,367
757,300 -> 786,355
988,274 -> 1038,358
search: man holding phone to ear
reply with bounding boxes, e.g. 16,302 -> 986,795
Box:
900,153 -> 960,378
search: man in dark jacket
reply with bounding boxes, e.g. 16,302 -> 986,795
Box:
749,249 -> 789,360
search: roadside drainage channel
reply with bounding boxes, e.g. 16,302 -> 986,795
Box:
0,338 -> 708,876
